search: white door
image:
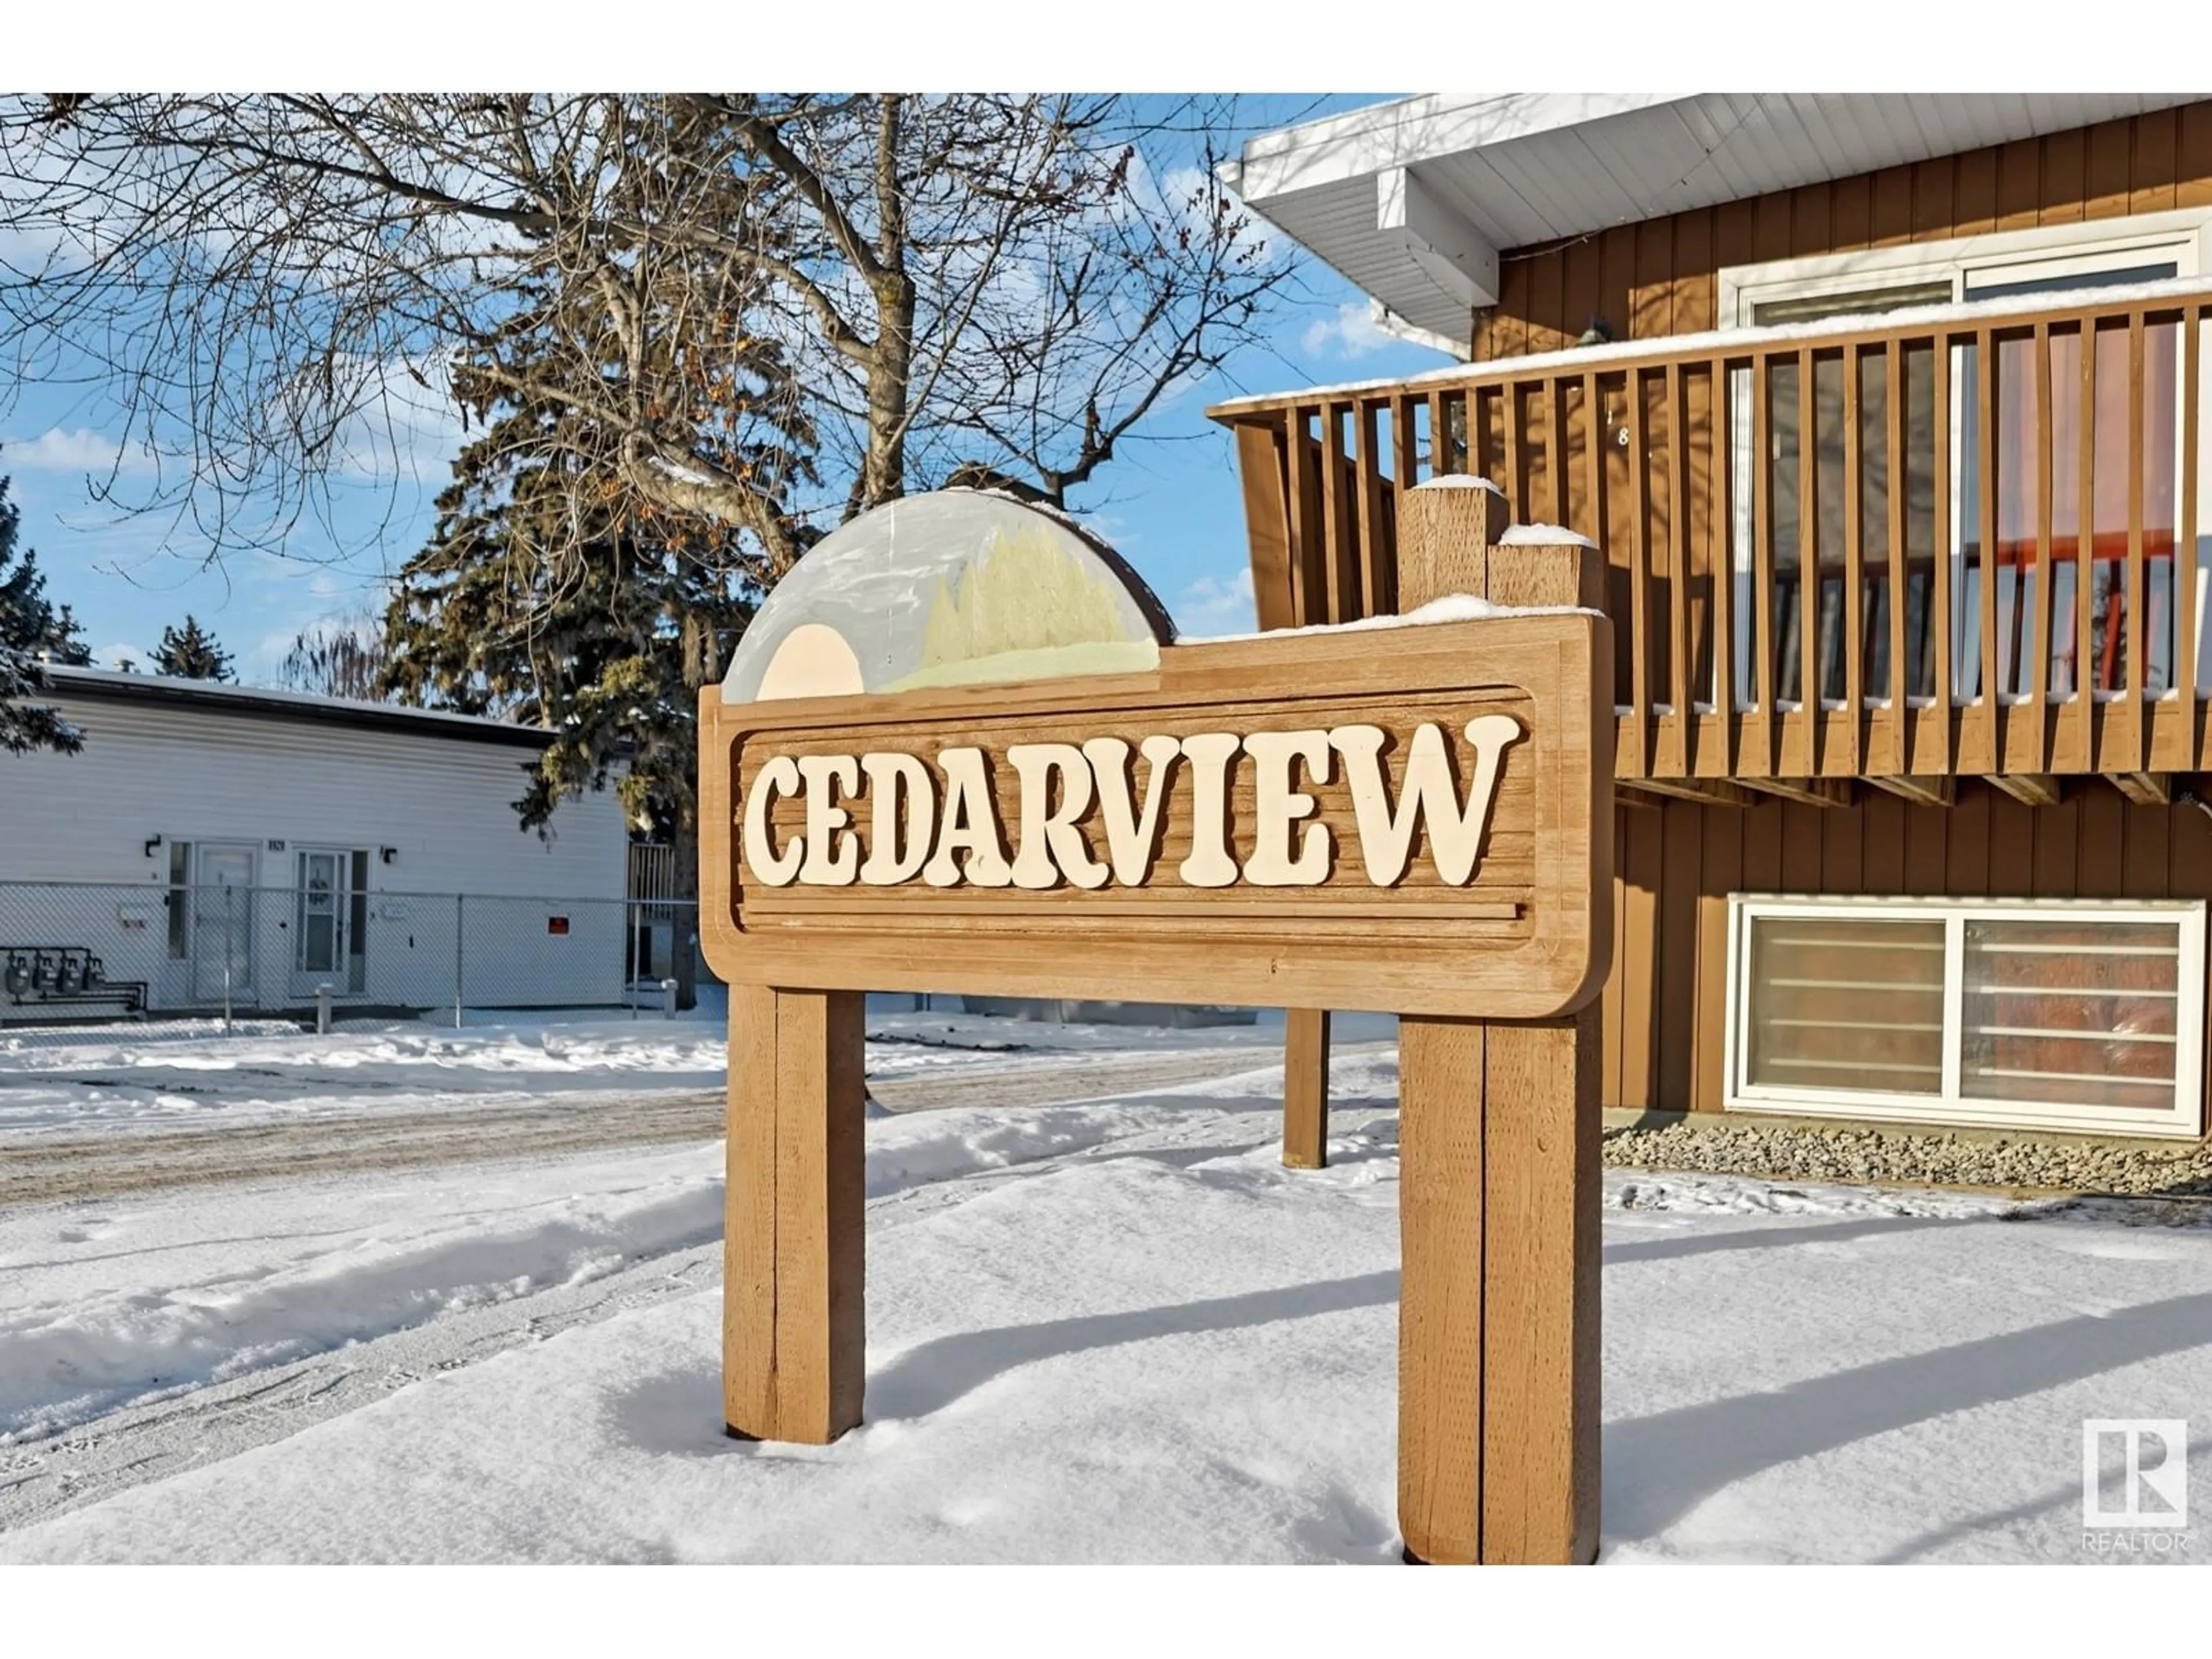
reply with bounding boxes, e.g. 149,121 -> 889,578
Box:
191,844 -> 256,1002
292,850 -> 349,993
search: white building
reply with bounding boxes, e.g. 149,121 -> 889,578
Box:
0,667 -> 634,1020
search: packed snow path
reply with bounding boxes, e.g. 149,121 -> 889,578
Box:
0,1219 -> 727,1534
0,1044 -> 1357,1207
1,1035 -> 2207,1562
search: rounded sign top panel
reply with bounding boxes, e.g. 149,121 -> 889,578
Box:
721,490 -> 1175,704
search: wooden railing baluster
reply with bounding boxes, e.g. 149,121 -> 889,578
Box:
1233,417 -> 1297,632
1358,400 -> 1389,625
1627,369 -> 1652,771
1665,362 -> 1691,775
2184,308 -> 2203,768
1711,356 -> 1736,772
2032,323 -> 2054,774
1842,345 -> 1864,776
1503,381 -> 1525,517
1581,372 -> 1604,553
2073,323 -> 2097,774
2126,314 -> 2149,773
1393,393 -> 1420,494
1469,385 -> 1491,484
1932,335 -> 1954,773
1320,402 -> 1351,624
1752,356 -> 1777,776
1793,347 -> 1817,777
1202,284 -> 2212,793
1291,411 -> 1318,628
1975,325 -> 2000,773
1884,338 -> 1908,776
1548,378 -> 1570,530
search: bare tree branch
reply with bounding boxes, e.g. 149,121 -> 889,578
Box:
0,93 -> 1295,577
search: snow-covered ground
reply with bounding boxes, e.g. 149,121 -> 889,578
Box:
0,995 -> 1391,1135
1,1016 -> 2207,1565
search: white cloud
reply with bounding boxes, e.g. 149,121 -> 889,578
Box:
1301,301 -> 1395,362
1,426 -> 158,477
311,353 -> 465,484
1176,566 -> 1255,630
94,641 -> 147,671
248,627 -> 305,676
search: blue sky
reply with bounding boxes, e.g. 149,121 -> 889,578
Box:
0,94 -> 1451,680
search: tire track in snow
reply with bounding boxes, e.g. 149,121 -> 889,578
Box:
0,1244 -> 725,1535
0,1046 -> 1371,1210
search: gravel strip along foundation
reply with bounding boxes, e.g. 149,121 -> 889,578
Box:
1603,1118 -> 2212,1200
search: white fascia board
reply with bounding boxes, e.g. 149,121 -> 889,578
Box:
1233,92 -> 1691,204
1376,166 -> 1499,309
1371,299 -> 1470,358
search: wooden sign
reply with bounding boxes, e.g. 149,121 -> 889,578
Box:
697,486 -> 1612,1565
704,619 -> 1605,1019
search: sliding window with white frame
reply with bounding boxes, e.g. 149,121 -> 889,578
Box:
1725,895 -> 2206,1138
1715,209 -> 2212,715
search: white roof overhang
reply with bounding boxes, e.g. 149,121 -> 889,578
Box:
1224,93 -> 2209,352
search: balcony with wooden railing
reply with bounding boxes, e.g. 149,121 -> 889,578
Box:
1210,279 -> 2212,807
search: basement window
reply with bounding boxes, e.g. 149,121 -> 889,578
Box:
1725,896 -> 2205,1138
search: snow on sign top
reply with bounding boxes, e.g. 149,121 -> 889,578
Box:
721,490 -> 1175,703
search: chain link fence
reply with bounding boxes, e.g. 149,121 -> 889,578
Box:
0,879 -> 700,1029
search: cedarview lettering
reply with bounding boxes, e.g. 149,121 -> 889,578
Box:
740,714 -> 1525,891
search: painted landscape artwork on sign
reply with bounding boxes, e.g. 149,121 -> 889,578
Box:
723,490 -> 1174,704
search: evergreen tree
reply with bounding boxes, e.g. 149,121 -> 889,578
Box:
153,615 -> 234,681
0,474 -> 90,755
382,298 -> 805,1003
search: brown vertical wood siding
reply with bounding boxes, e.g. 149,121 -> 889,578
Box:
1456,107 -> 2212,1138
1610,785 -> 2212,1130
1470,107 -> 2212,362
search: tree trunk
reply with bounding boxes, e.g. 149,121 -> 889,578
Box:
860,94 -> 914,511
673,802 -> 703,1013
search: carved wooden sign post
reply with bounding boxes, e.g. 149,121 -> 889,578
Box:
699,487 -> 1612,1564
